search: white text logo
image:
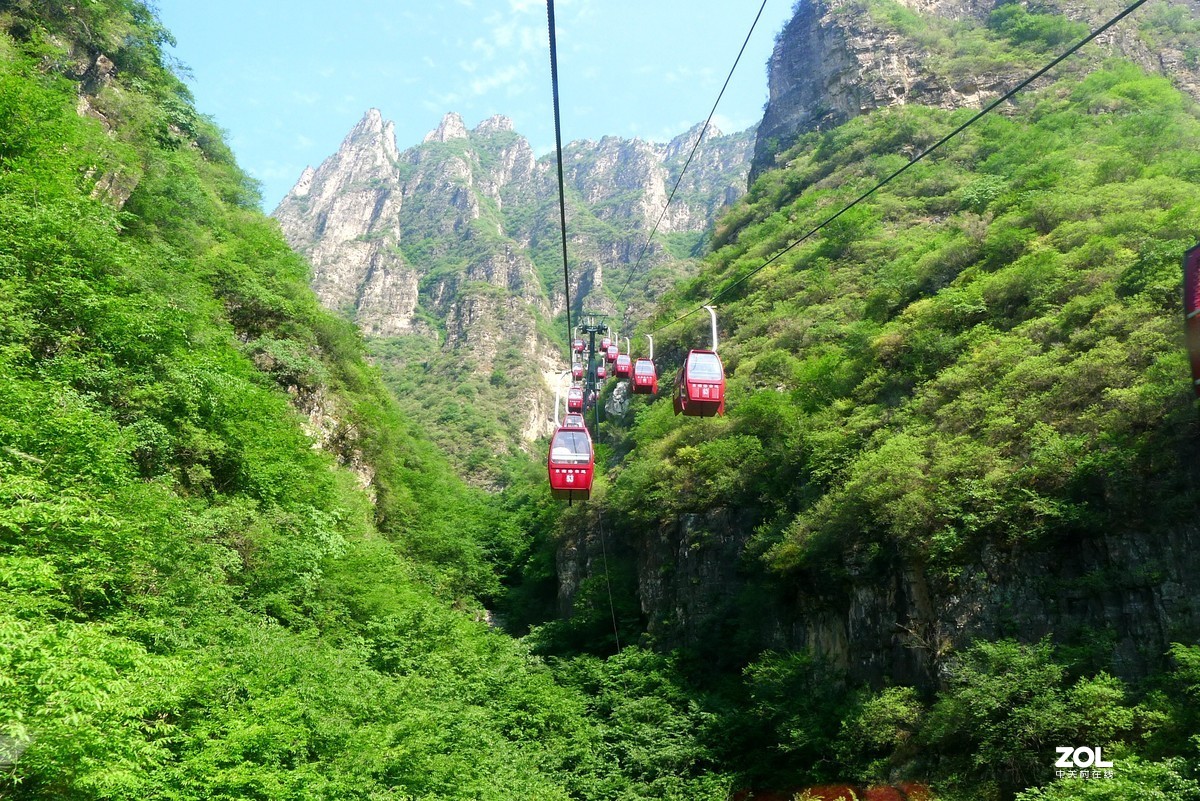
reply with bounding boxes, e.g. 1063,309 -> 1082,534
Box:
1055,746 -> 1114,769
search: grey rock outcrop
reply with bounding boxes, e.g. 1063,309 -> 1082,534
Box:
423,111 -> 469,143
558,506 -> 1200,684
753,0 -> 1200,178
274,110 -> 752,466
274,109 -> 418,335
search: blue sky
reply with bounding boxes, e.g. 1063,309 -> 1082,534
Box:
153,0 -> 796,210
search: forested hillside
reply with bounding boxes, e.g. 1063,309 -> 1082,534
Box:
0,3 -> 734,798
530,4 -> 1200,800
5,1 -> 1200,800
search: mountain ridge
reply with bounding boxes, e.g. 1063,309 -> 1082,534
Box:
273,107 -> 754,479
752,0 -> 1200,177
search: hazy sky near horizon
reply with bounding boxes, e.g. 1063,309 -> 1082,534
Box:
153,1 -> 795,210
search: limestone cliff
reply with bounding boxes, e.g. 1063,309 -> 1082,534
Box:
556,0 -> 1200,686
273,109 -> 414,337
753,0 -> 1200,178
559,511 -> 1200,685
274,111 -> 751,478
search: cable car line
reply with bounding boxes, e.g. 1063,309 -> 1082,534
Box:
546,0 -> 574,351
544,6 -> 622,655
617,0 -> 771,327
546,0 -> 598,504
597,511 -> 622,653
646,0 -> 1152,339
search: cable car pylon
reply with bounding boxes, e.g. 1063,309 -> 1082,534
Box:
567,313 -> 609,431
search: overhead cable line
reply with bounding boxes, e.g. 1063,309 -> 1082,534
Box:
648,0 -> 1151,337
618,0 -> 771,325
597,511 -> 622,653
546,0 -> 622,652
547,0 -> 573,352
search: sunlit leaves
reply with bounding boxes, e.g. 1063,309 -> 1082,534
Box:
608,62 -> 1200,579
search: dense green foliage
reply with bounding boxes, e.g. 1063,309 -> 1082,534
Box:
624,61 -> 1200,580
0,7 -> 740,798
368,333 -> 545,489
5,1 -> 1200,799
559,50 -> 1200,801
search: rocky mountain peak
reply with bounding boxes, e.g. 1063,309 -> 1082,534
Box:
272,107 -> 409,338
342,108 -> 399,161
474,114 -> 515,135
322,108 -> 399,178
752,0 -> 1200,178
353,107 -> 385,135
424,111 -> 469,143
289,165 -> 315,199
665,121 -> 723,162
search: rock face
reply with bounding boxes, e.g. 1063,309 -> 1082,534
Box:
274,110 -> 416,337
557,0 -> 1200,682
277,110 -> 752,333
559,506 -> 1200,685
752,0 -> 1200,178
274,111 -> 752,467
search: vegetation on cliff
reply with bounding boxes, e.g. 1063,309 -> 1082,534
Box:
0,4 -> 734,798
4,1 -> 1200,800
628,60 -> 1200,577
547,45 -> 1200,801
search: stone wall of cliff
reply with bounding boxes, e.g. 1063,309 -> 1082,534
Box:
752,0 -> 1200,179
558,509 -> 1200,684
273,110 -> 753,470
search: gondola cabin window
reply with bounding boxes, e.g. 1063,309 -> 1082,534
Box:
550,428 -> 591,463
687,351 -> 722,379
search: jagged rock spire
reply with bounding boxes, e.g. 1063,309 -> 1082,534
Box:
423,112 -> 468,143
474,114 -> 515,135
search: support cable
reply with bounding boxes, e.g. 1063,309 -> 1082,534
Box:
597,511 -> 622,653
547,0 -> 573,350
547,1 -> 621,654
648,0 -> 1150,337
617,0 -> 771,324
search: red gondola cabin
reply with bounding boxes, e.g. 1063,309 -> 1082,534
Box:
596,363 -> 608,380
673,349 -> 724,416
600,336 -> 612,351
572,338 -> 585,353
567,385 -> 584,413
632,358 -> 657,394
606,345 -> 619,363
572,361 -> 584,379
547,423 -> 594,501
614,353 -> 632,378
